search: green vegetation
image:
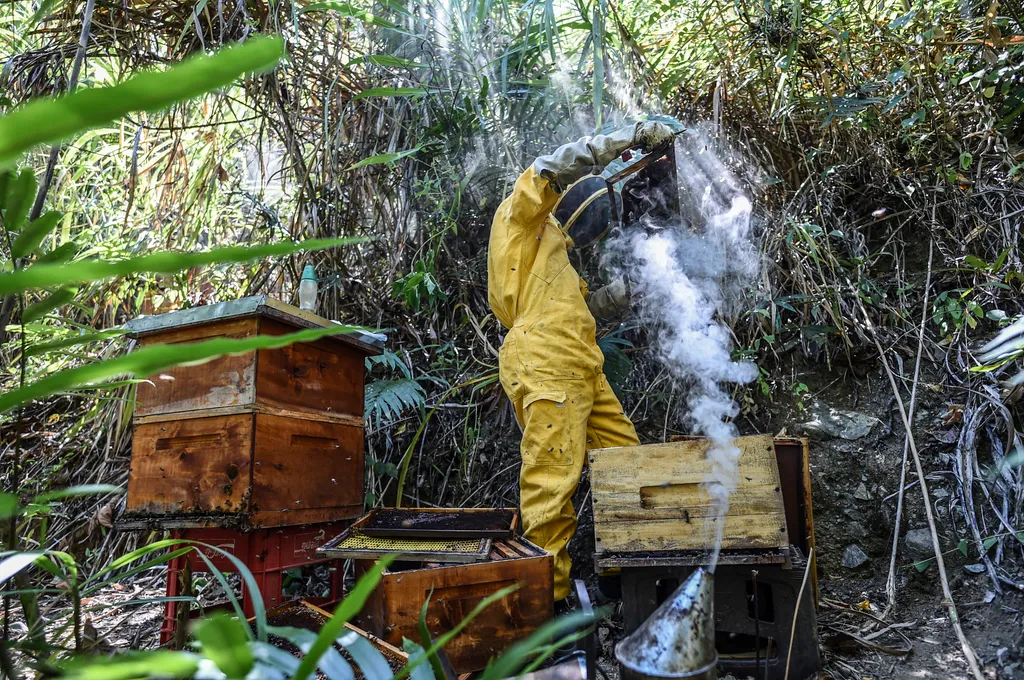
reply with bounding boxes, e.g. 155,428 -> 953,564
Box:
1,0 -> 1024,674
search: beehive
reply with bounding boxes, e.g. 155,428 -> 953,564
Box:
355,538 -> 554,673
588,434 -> 790,555
124,295 -> 382,529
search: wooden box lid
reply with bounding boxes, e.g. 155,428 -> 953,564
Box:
126,294 -> 384,355
589,434 -> 789,555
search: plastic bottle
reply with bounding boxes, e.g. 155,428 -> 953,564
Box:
298,265 -> 317,311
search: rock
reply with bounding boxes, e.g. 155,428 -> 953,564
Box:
801,402 -> 881,440
842,544 -> 870,569
846,521 -> 870,539
904,528 -> 934,558
853,482 -> 872,501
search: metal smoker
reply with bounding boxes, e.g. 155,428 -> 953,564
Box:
615,568 -> 718,680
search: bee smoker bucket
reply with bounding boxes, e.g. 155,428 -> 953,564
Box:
615,567 -> 718,680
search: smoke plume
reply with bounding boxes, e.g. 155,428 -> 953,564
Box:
607,131 -> 759,569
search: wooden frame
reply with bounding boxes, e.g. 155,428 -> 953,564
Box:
356,538 -> 553,674
316,513 -> 495,564
589,434 -> 788,556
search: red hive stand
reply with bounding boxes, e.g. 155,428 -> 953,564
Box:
160,522 -> 346,645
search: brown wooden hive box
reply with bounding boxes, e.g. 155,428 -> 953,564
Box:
123,296 -> 383,529
355,538 -> 554,674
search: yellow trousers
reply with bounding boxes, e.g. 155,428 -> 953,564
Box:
509,373 -> 639,601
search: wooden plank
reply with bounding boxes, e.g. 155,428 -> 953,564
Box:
373,553 -> 554,673
505,539 -> 536,557
128,414 -> 253,514
126,295 -> 383,355
251,413 -> 364,523
255,317 -> 365,419
134,403 -> 363,428
589,434 -> 787,554
135,318 -> 258,417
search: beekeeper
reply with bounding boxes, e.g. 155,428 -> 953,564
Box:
487,121 -> 676,609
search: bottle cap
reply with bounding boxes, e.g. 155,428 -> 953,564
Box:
301,265 -> 316,282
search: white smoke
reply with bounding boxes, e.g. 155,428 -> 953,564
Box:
607,131 -> 759,569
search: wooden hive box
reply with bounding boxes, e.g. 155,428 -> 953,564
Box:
355,538 -> 553,674
589,434 -> 790,556
124,295 -> 382,529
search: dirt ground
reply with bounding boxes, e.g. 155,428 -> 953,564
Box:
754,358 -> 1024,679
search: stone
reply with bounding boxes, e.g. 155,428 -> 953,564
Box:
853,482 -> 872,501
800,402 -> 881,440
904,528 -> 935,558
842,544 -> 870,569
846,521 -> 870,539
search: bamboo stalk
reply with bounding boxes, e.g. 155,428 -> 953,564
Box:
852,287 -> 985,680
884,240 -> 933,617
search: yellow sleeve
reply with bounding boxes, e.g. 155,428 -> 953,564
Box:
507,165 -> 560,236
488,165 -> 560,327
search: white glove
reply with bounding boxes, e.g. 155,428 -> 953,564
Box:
587,277 -> 631,320
533,121 -> 678,192
633,121 -> 675,153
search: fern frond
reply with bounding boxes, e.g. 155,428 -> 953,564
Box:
364,378 -> 426,426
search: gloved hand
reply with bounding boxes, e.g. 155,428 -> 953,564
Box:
632,121 -> 675,153
587,276 -> 631,320
534,121 -> 679,193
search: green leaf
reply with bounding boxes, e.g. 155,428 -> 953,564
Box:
352,54 -> 425,68
959,152 -> 974,170
90,538 -> 187,579
264,625 -> 354,679
591,4 -> 603,129
403,640 -> 437,680
83,547 -> 193,594
475,610 -> 594,680
292,557 -> 396,679
364,378 -> 425,425
913,557 -> 935,572
193,614 -> 254,679
964,254 -> 988,270
353,87 -> 429,100
417,592 -> 446,680
338,628 -> 393,680
299,1 -> 396,27
393,585 -> 527,680
982,535 -> 999,551
36,241 -> 78,265
22,286 -> 77,324
1,168 -> 37,233
29,0 -> 60,25
0,37 -> 284,168
11,211 -> 61,259
0,492 -> 18,520
32,484 -> 121,503
958,538 -> 969,557
0,325 -> 359,414
25,328 -> 127,358
0,237 -> 358,296
58,651 -> 200,680
347,146 -> 422,171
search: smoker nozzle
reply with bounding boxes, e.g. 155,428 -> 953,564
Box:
615,567 -> 717,680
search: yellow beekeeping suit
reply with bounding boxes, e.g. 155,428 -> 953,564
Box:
488,164 -> 640,602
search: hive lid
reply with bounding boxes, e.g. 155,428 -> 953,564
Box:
125,295 -> 385,353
